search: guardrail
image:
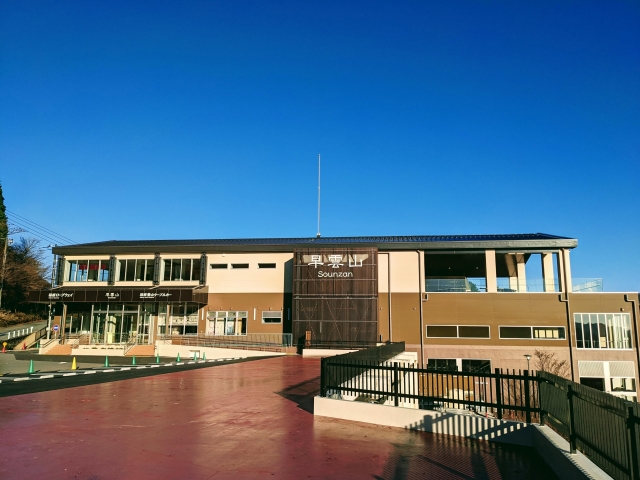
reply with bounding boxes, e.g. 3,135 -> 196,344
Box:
3,326 -> 36,339
539,371 -> 639,480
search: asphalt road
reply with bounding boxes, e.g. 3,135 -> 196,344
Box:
0,353 -> 273,397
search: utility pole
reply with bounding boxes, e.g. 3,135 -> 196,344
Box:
47,246 -> 57,340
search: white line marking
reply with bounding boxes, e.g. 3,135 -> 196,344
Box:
150,365 -> 160,368
39,375 -> 54,379
63,373 -> 77,376
120,367 -> 131,371
84,371 -> 97,375
14,378 -> 30,382
103,369 -> 115,372
175,362 -> 184,365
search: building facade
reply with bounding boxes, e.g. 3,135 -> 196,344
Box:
29,233 -> 640,400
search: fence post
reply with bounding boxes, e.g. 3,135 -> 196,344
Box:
524,370 -> 531,424
494,368 -> 503,420
567,384 -> 577,454
627,406 -> 639,480
320,358 -> 326,397
393,362 -> 399,407
538,373 -> 545,426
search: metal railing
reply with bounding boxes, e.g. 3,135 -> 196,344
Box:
321,359 -> 538,422
303,339 -> 384,350
159,333 -> 293,350
539,371 -> 639,480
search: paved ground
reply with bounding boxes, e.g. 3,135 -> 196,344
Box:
0,356 -> 558,479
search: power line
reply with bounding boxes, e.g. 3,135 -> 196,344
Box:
7,217 -> 69,245
6,210 -> 76,243
6,210 -> 76,244
7,220 -> 63,246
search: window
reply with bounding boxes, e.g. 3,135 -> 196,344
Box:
462,359 -> 491,374
499,326 -> 565,340
611,378 -> 636,392
166,303 -> 200,335
574,313 -> 632,349
210,264 -> 228,269
118,259 -> 155,282
426,325 -> 490,339
231,263 -> 249,269
262,311 -> 282,324
163,259 -> 201,281
258,263 -> 276,269
67,259 -> 110,282
580,377 -> 605,392
427,359 -> 457,371
207,311 -> 248,336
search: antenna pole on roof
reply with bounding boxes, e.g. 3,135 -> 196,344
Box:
317,154 -> 321,238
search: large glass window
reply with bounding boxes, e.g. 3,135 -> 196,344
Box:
67,259 -> 110,282
167,303 -> 200,335
574,313 -> 632,349
425,253 -> 487,292
163,259 -> 201,281
207,311 -> 248,336
118,259 -> 155,282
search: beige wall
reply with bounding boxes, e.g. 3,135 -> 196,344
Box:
388,251 -> 420,293
204,293 -> 288,334
205,253 -> 293,293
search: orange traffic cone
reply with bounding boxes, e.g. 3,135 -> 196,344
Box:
22,342 -> 26,350
1,342 -> 6,353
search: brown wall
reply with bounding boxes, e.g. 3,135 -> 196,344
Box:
204,293 -> 288,334
390,292 -> 421,344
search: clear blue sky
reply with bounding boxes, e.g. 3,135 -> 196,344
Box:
1,1 -> 638,291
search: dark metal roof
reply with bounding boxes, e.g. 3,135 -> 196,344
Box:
53,233 -> 577,255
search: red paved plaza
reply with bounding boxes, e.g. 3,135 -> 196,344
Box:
0,356 -> 557,479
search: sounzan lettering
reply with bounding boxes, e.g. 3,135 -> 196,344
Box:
317,271 -> 353,278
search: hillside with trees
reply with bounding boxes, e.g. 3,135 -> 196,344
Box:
0,183 -> 50,327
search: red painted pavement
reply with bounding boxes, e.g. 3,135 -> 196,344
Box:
0,356 -> 557,479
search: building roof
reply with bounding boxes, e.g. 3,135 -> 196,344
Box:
53,233 -> 577,255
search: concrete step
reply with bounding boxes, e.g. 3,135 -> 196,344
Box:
125,345 -> 155,357
46,344 -> 73,355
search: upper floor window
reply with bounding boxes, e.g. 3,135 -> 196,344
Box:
426,325 -> 490,339
258,263 -> 276,269
118,259 -> 155,282
68,260 -> 109,282
575,313 -> 632,349
163,258 -> 201,282
499,326 -> 566,340
262,311 -> 282,324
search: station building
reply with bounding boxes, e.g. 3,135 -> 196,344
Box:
28,233 -> 639,400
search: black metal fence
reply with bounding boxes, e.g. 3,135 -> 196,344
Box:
321,351 -> 539,422
539,371 -> 640,480
320,350 -> 640,480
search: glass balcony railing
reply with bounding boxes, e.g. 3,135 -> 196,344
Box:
426,278 -> 487,292
572,278 -> 603,292
426,277 -> 603,293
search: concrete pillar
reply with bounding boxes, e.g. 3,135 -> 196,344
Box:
541,253 -> 555,292
485,250 -> 497,293
505,254 -> 518,291
515,254 -> 527,292
562,249 -> 573,293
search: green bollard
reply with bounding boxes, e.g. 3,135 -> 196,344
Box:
202,352 -> 206,361
132,356 -> 136,366
176,352 -> 180,362
156,354 -> 160,364
104,356 -> 109,368
193,351 -> 197,361
28,359 -> 35,374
